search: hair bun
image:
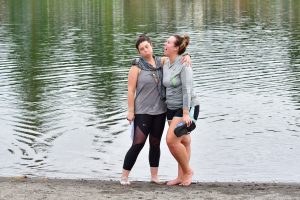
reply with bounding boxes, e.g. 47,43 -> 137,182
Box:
183,35 -> 190,47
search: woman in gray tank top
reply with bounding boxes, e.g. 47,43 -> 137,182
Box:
120,35 -> 190,185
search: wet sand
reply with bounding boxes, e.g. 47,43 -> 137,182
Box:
1,177 -> 300,200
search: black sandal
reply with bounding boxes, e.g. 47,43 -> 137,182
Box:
174,121 -> 196,137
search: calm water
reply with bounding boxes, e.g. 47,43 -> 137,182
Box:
0,0 -> 299,182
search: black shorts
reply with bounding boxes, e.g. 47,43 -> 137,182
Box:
167,105 -> 199,121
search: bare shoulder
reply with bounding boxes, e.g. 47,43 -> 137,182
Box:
129,65 -> 140,76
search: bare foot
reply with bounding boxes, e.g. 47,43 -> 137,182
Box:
120,177 -> 130,185
151,178 -> 166,185
180,170 -> 193,186
151,177 -> 166,185
166,177 -> 182,186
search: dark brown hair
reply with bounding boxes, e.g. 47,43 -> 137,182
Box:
173,34 -> 190,55
135,34 -> 152,50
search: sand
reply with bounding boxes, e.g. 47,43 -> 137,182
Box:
1,176 -> 300,200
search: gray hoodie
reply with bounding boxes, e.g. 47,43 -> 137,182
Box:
163,56 -> 199,110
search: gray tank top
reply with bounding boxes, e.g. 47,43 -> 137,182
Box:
133,57 -> 167,115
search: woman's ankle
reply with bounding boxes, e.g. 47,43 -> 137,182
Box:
121,169 -> 130,180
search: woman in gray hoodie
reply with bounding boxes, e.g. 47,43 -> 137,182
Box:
163,34 -> 200,186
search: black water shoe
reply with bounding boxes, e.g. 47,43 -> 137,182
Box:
174,121 -> 196,137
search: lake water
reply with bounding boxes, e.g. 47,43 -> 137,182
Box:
0,0 -> 299,182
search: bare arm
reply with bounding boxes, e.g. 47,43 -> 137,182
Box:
127,66 -> 140,124
161,56 -> 167,65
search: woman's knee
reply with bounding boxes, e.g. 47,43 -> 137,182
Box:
166,132 -> 179,148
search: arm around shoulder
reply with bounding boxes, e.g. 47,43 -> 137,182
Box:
160,56 -> 167,65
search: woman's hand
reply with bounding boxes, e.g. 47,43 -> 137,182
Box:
182,113 -> 192,127
180,54 -> 191,66
127,111 -> 135,124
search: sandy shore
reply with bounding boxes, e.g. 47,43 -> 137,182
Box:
1,177 -> 300,200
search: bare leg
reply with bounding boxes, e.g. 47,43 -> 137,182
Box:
166,164 -> 183,185
166,118 -> 193,186
150,167 -> 164,184
166,120 -> 182,185
180,134 -> 193,186
182,134 -> 191,161
167,135 -> 191,185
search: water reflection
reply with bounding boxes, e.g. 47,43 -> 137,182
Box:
0,0 -> 299,182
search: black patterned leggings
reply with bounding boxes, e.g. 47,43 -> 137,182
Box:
123,113 -> 166,171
